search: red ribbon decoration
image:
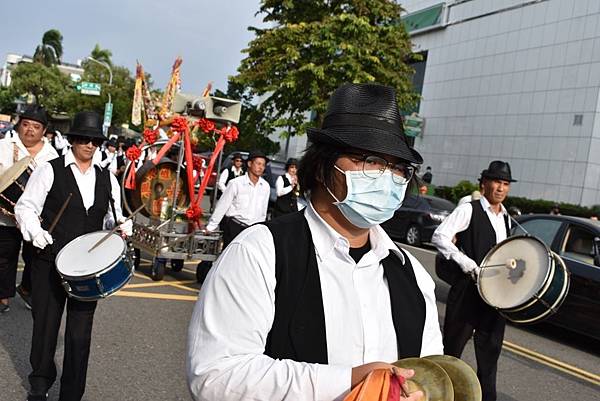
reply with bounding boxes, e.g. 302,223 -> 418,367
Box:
124,144 -> 143,190
194,136 -> 226,216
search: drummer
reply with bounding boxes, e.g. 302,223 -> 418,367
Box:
0,104 -> 58,313
431,161 -> 517,401
14,111 -> 132,401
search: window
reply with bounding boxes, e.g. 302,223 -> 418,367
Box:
513,219 -> 562,248
561,226 -> 596,265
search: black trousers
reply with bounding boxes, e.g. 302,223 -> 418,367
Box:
220,216 -> 249,248
0,226 -> 22,299
443,276 -> 506,401
21,240 -> 34,292
29,255 -> 97,401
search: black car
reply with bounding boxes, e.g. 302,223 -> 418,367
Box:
512,214 -> 600,340
381,194 -> 455,246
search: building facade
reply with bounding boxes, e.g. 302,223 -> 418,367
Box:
1,53 -> 84,87
402,0 -> 600,206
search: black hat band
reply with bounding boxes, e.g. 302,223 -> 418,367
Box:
322,113 -> 402,134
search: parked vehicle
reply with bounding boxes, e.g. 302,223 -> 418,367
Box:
511,214 -> 600,340
380,194 -> 455,246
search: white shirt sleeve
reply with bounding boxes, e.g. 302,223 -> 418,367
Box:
206,180 -> 237,231
276,175 -> 293,197
217,169 -> 229,193
54,131 -> 69,150
187,226 -> 350,401
103,172 -> 125,229
14,162 -> 54,241
431,203 -> 479,273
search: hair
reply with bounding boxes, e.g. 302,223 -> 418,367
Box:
298,141 -> 418,193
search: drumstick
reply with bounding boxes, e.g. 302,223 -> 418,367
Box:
87,204 -> 145,253
48,193 -> 73,234
485,258 -> 517,269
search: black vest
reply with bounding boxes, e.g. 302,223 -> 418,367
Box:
262,211 -> 426,363
274,175 -> 298,216
40,157 -> 111,259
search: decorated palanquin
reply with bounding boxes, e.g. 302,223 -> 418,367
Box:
122,58 -> 241,280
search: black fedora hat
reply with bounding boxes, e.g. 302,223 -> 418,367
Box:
480,160 -> 517,182
66,111 -> 106,140
19,104 -> 48,126
285,157 -> 298,168
307,83 -> 423,164
247,150 -> 269,163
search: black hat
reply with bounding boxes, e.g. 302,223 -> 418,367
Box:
106,139 -> 117,148
285,157 -> 299,168
66,111 -> 105,140
247,150 -> 269,163
307,83 -> 422,164
19,104 -> 48,126
480,160 -> 517,182
231,152 -> 244,161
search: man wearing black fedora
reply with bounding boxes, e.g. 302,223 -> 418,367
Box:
14,111 -> 132,401
206,150 -> 270,247
0,104 -> 58,313
432,160 -> 517,401
187,83 -> 443,401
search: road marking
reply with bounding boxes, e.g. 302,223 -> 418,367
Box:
114,290 -> 197,302
503,340 -> 600,386
133,272 -> 153,281
125,280 -> 196,289
167,283 -> 199,293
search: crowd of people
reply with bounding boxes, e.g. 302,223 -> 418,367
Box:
0,83 -> 553,401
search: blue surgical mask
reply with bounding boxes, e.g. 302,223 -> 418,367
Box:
326,165 -> 407,228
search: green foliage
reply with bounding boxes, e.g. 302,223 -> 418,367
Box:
234,0 -> 418,137
435,181 -> 600,218
213,80 -> 280,156
33,29 -> 63,66
9,62 -> 71,112
89,44 -> 113,66
0,87 -> 17,114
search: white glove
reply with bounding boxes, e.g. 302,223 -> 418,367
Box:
117,218 -> 133,236
32,230 -> 53,249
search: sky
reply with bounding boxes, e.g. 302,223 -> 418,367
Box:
1,0 -> 264,93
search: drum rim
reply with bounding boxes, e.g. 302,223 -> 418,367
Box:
478,234 -> 553,309
0,156 -> 32,193
62,270 -> 134,301
55,231 -> 127,279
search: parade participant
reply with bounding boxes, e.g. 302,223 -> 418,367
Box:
0,105 -> 58,312
99,139 -> 119,175
273,157 -> 302,217
216,152 -> 245,198
431,160 -> 516,401
421,166 -> 433,184
205,150 -> 270,247
187,83 -> 443,401
14,111 -> 132,401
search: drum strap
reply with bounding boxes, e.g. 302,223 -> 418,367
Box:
12,143 -> 18,164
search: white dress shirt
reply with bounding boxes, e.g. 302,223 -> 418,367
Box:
206,174 -> 270,231
0,135 -> 58,226
99,149 -> 118,175
217,166 -> 244,193
14,150 -> 124,241
187,201 -> 443,401
275,173 -> 305,211
431,196 -> 510,273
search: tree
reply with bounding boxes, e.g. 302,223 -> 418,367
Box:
33,29 -> 64,66
233,0 -> 419,137
89,44 -> 113,66
8,62 -> 71,112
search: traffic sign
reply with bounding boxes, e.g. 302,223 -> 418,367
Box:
76,81 -> 102,96
103,102 -> 113,127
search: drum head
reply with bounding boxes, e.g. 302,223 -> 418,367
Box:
479,236 -> 551,309
56,231 -> 126,278
0,156 -> 31,193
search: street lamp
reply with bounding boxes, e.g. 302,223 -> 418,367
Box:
86,56 -> 113,135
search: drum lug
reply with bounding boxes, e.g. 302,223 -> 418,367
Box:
61,281 -> 72,293
95,276 -> 106,298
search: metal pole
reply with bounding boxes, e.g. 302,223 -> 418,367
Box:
87,57 -> 112,135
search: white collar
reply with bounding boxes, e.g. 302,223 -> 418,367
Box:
305,200 -> 405,264
64,149 -> 101,168
479,196 -> 507,216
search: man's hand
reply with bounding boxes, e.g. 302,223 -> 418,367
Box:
351,362 -> 423,400
32,230 -> 53,249
117,218 -> 133,237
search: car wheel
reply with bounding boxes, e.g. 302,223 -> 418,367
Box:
151,258 -> 166,281
405,224 -> 422,246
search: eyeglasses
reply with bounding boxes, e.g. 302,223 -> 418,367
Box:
72,136 -> 104,147
345,154 -> 415,184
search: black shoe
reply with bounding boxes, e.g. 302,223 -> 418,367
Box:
0,303 -> 9,313
26,392 -> 48,401
16,284 -> 32,310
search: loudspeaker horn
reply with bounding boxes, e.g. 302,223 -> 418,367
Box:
172,93 -> 241,124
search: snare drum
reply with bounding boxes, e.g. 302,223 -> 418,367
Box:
0,156 -> 32,217
56,231 -> 134,301
477,235 -> 570,324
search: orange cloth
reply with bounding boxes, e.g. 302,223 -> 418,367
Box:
344,369 -> 396,401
